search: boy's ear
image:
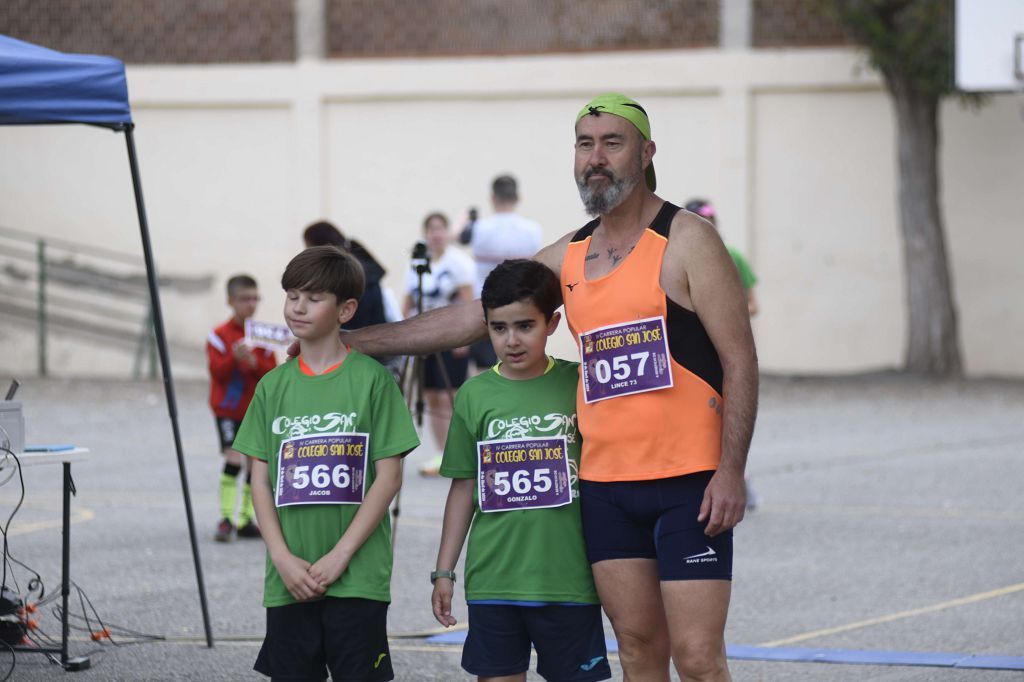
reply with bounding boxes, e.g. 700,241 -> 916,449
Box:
546,310 -> 561,336
337,298 -> 359,326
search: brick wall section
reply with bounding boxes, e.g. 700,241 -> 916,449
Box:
1,1 -> 853,62
326,0 -> 719,57
0,0 -> 294,64
753,0 -> 852,48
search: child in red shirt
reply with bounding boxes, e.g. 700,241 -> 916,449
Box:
207,274 -> 277,541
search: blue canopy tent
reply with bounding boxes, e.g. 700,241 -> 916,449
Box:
0,33 -> 213,660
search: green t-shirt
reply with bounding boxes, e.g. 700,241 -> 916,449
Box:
727,245 -> 758,291
440,358 -> 598,604
233,351 -> 419,607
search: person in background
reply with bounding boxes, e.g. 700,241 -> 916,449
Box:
207,274 -> 277,542
304,221 -> 404,377
459,175 -> 543,371
684,199 -> 758,317
404,212 -> 476,477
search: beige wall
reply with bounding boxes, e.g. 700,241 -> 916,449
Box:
752,89 -> 905,373
0,48 -> 1020,378
941,98 -> 1024,376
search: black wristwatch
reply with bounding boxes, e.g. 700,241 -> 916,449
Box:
430,569 -> 457,584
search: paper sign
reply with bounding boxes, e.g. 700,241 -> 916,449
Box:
246,319 -> 295,351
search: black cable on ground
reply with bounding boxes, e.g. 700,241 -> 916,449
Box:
55,581 -> 164,645
0,446 -> 25,594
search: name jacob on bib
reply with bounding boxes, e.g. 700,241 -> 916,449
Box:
579,316 -> 673,403
276,432 -> 369,507
477,436 -> 572,512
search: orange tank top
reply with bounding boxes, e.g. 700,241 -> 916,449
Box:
561,202 -> 723,482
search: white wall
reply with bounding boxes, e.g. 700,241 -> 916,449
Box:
0,48 -> 1020,378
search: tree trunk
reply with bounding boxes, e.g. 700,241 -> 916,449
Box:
888,76 -> 963,376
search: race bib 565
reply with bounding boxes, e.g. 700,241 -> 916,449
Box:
477,436 -> 571,513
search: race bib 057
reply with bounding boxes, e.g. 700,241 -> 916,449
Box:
579,316 -> 673,403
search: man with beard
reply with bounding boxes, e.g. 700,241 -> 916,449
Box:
326,93 -> 757,681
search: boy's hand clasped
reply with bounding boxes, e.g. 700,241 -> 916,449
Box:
273,553 -> 326,602
307,548 -> 352,590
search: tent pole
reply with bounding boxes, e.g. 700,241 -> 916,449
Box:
123,125 -> 215,648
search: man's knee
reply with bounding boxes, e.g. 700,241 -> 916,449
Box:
612,623 -> 670,665
672,638 -> 728,681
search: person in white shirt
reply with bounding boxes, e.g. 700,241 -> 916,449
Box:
460,174 -> 543,368
405,212 -> 475,475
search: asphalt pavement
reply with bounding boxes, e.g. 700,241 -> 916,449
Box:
1,372 -> 1022,681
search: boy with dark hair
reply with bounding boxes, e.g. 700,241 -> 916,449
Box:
207,274 -> 277,541
431,259 -> 610,682
232,245 -> 419,681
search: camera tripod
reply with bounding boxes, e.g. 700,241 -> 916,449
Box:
391,241 -> 457,550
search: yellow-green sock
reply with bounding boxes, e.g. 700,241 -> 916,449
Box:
239,482 -> 254,526
219,463 -> 240,523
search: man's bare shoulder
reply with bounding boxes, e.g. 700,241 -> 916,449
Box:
533,229 -> 579,275
666,209 -> 725,263
661,207 -> 732,306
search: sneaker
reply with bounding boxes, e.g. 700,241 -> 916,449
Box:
214,518 -> 234,542
418,455 -> 442,478
237,522 -> 262,539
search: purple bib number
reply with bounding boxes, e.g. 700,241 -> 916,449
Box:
478,437 -> 572,513
275,433 -> 368,507
579,316 -> 673,404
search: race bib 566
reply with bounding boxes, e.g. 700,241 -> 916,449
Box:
275,433 -> 368,507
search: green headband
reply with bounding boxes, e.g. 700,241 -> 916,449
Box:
576,93 -> 656,191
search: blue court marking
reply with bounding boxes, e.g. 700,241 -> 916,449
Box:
720,647 -> 1024,672
422,634 -> 1024,671
424,631 -> 466,645
727,646 -> 963,667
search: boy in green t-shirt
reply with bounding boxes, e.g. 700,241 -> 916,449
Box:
431,259 -> 611,682
233,245 -> 419,681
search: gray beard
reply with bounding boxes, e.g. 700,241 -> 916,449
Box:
576,167 -> 643,217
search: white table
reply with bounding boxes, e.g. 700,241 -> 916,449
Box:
8,447 -> 90,671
